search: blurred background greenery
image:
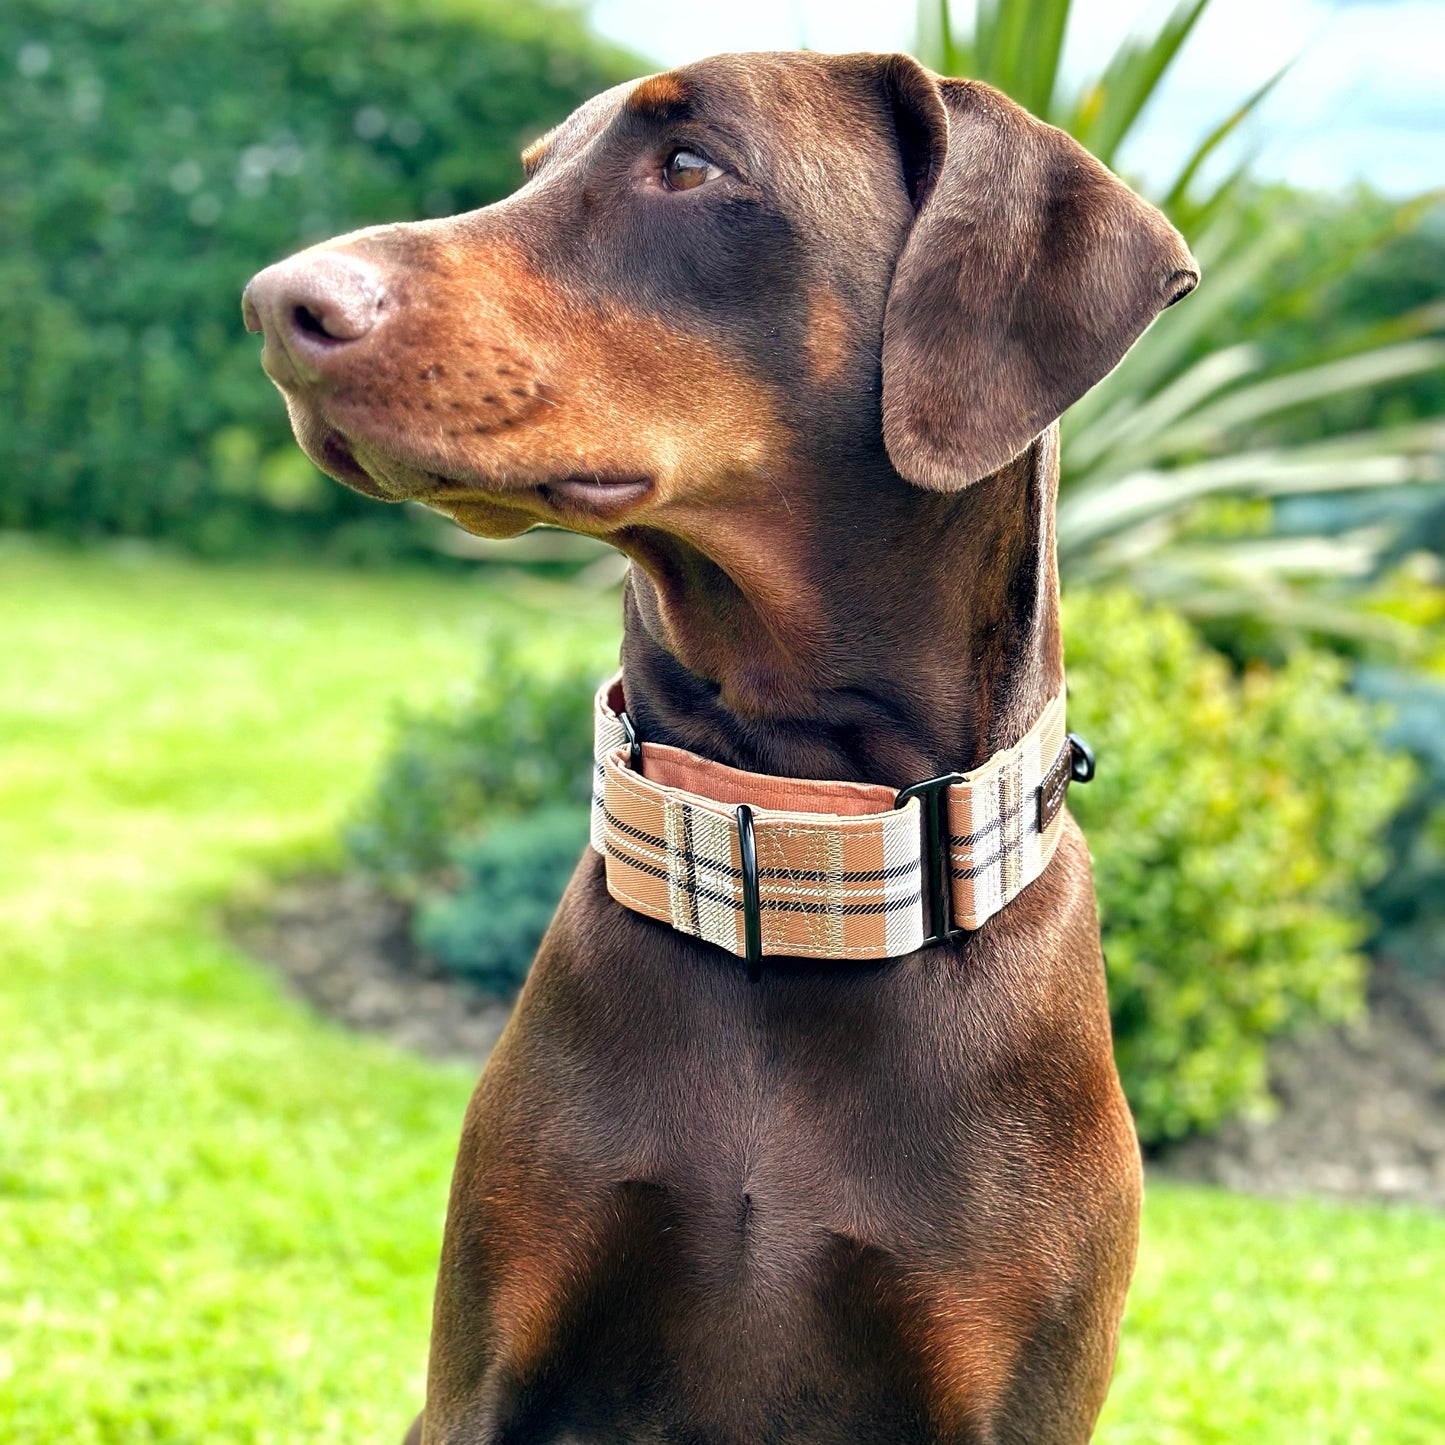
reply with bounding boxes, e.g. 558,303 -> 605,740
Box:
1,0 -> 635,561
2,0 -> 1443,1440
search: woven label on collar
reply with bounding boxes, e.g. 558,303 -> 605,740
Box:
1038,738 -> 1073,834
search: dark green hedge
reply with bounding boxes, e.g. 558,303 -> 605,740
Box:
0,0 -> 638,559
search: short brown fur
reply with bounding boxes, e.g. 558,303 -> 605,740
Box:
242,50 -> 1197,1445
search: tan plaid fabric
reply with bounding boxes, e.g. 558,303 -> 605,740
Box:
591,677 -> 1071,961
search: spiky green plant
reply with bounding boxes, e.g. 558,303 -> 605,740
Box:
916,0 -> 1445,646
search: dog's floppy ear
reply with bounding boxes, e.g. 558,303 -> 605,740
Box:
879,59 -> 1199,490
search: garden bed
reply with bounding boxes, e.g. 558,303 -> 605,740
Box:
233,874 -> 513,1063
1161,961 -> 1445,1209
240,873 -> 1445,1211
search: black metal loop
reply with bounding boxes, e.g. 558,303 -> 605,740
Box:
1067,733 -> 1096,784
894,772 -> 964,945
735,804 -> 763,982
618,711 -> 643,773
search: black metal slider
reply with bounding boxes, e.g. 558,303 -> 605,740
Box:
617,710 -> 643,773
894,772 -> 964,945
734,804 -> 763,982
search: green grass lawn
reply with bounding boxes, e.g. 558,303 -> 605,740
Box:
1,543 -> 1441,1444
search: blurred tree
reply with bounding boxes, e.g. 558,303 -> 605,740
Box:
0,0 -> 639,559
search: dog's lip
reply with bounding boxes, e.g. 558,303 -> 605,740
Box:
325,433 -> 413,501
536,475 -> 654,515
294,408 -> 655,518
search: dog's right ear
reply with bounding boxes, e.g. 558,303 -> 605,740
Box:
877,56 -> 1198,491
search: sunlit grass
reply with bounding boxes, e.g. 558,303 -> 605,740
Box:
0,543 -> 1440,1442
1103,1186 -> 1445,1442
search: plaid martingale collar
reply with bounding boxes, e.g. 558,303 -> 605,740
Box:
589,676 -> 1092,970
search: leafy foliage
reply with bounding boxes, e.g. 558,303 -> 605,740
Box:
1057,205 -> 1445,644
346,638 -> 598,998
1064,589 -> 1412,1141
914,0 -> 1445,644
345,637 -> 601,885
0,0 -> 636,559
918,0 -> 1248,232
416,808 -> 587,994
1356,661 -> 1445,976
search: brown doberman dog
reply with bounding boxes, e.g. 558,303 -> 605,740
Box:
244,51 -> 1196,1445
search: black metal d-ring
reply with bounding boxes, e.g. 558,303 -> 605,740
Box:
735,804 -> 763,982
1067,733 -> 1096,784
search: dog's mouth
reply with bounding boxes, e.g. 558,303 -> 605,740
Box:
310,424 -> 654,525
315,431 -> 395,501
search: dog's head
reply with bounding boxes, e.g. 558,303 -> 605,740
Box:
243,51 -> 1196,542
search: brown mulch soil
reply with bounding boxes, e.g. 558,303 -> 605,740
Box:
235,875 -> 1445,1209
1155,962 -> 1445,1209
232,874 -> 512,1062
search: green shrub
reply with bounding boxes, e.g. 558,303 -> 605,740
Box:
1355,663 -> 1445,977
1063,589 -> 1413,1143
0,0 -> 636,559
415,806 -> 587,994
345,637 -> 601,885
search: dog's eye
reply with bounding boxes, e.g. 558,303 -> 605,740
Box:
662,149 -> 721,192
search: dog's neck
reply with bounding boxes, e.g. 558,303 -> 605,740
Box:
614,430 -> 1063,788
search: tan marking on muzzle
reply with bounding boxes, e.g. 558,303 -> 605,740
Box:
323,233 -> 790,527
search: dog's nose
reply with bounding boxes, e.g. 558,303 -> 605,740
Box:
242,251 -> 386,380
